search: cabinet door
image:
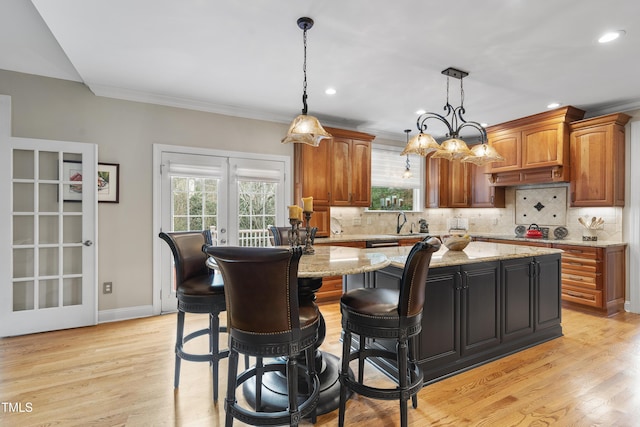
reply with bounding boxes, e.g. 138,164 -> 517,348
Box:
461,262 -> 501,356
330,137 -> 352,206
521,123 -> 565,169
535,254 -> 562,330
501,257 -> 534,342
470,163 -> 505,207
425,155 -> 441,208
309,205 -> 331,238
295,140 -> 331,205
448,160 -> 470,207
488,130 -> 521,172
570,125 -> 615,207
418,266 -> 461,367
350,139 -> 371,206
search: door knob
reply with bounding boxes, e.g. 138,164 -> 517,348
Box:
83,240 -> 93,246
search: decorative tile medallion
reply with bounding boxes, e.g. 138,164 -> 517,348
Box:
515,187 -> 567,226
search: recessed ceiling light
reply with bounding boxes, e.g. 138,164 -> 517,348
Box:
325,88 -> 336,95
547,102 -> 561,109
598,30 -> 625,43
415,109 -> 426,115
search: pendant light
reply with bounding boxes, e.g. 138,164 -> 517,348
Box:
281,17 -> 332,147
402,129 -> 413,179
412,67 -> 504,165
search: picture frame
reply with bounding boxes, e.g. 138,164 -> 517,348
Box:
97,162 -> 120,203
62,161 -> 120,203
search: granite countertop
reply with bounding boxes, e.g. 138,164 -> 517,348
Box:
468,233 -> 626,248
362,241 -> 564,269
315,232 -> 625,248
295,241 -> 563,277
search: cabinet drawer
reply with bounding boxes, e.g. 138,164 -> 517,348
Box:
562,285 -> 603,308
558,245 -> 598,259
562,271 -> 600,289
561,256 -> 598,273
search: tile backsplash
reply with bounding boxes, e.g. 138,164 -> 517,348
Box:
515,187 -> 567,226
332,184 -> 623,241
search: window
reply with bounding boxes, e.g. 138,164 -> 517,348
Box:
370,144 -> 423,211
171,176 -> 218,231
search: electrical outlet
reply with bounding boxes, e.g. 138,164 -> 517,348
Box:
353,217 -> 361,226
103,282 -> 113,294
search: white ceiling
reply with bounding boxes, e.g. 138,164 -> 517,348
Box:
2,0 -> 640,141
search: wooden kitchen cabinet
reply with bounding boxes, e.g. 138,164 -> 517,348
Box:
552,242 -> 626,315
569,113 -> 630,207
426,155 -> 505,208
294,127 -> 375,237
470,163 -> 505,208
329,133 -> 372,207
366,254 -> 561,384
425,156 -> 470,208
487,106 -> 585,186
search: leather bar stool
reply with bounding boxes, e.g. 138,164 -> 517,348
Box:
338,237 -> 441,427
205,246 -> 320,427
268,225 -> 317,246
158,230 -> 227,401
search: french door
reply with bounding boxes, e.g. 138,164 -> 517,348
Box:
155,146 -> 287,313
0,99 -> 98,336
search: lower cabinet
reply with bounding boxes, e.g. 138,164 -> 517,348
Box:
361,254 -> 562,384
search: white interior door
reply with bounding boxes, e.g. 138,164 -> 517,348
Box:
0,96 -> 98,337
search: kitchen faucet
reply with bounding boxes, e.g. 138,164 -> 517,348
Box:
397,211 -> 407,234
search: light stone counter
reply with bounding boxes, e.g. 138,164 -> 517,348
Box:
315,232 -> 625,248
363,241 -> 563,269
298,241 -> 562,277
297,245 -> 390,278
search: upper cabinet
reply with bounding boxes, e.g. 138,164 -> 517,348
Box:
569,113 -> 630,207
487,106 -> 585,186
425,156 -> 470,208
425,157 -> 504,208
329,134 -> 373,207
294,127 -> 375,236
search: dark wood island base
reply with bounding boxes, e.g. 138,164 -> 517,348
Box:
346,245 -> 563,385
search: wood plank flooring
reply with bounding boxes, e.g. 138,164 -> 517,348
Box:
1,302 -> 639,426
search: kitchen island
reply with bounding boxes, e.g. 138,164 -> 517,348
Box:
346,241 -> 564,385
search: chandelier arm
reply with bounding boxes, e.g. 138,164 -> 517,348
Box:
457,121 -> 488,143
416,110 -> 455,137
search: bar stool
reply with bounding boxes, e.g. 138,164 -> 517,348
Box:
338,237 -> 441,427
205,246 -> 320,427
158,230 -> 227,401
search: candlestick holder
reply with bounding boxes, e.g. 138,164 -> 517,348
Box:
288,218 -> 302,247
303,211 -> 315,255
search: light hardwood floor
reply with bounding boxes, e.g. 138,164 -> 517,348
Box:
1,302 -> 639,427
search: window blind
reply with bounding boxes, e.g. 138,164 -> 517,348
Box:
371,145 -> 421,189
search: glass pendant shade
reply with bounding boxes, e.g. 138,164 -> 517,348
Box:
402,167 -> 413,179
281,114 -> 333,147
401,133 -> 441,156
431,138 -> 472,160
462,143 -> 506,166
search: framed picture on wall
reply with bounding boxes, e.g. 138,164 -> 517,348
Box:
62,161 -> 120,203
97,162 -> 120,203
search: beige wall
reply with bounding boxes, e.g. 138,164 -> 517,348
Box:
1,69 -> 301,311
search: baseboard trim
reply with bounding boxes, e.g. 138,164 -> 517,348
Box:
98,305 -> 154,323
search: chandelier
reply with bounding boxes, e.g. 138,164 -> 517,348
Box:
281,17 -> 332,147
402,67 -> 504,166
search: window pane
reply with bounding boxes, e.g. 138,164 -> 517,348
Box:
370,146 -> 422,211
